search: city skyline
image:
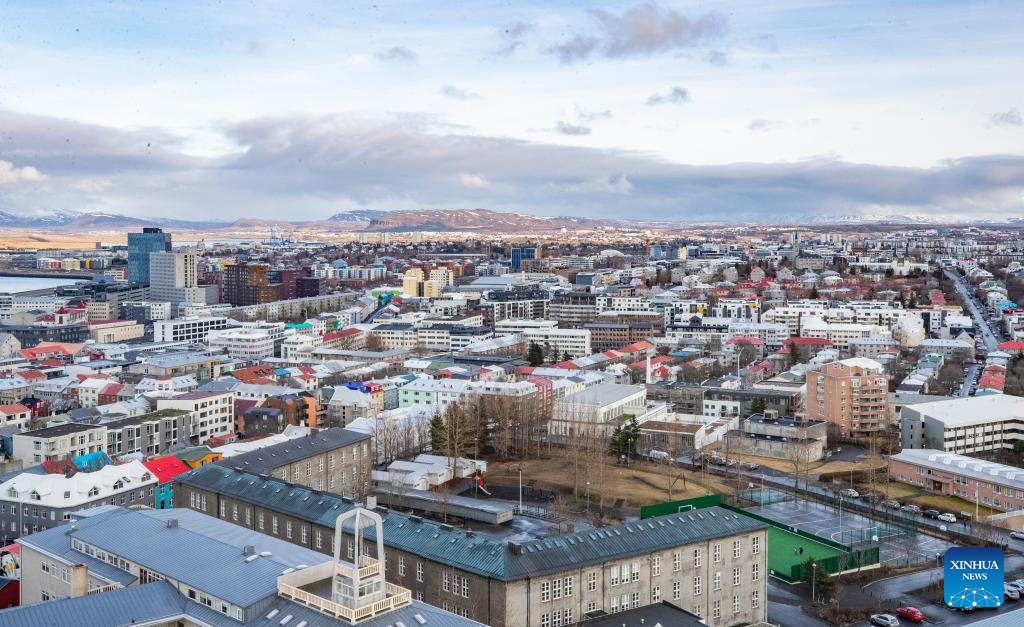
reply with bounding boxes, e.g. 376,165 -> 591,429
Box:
0,1 -> 1022,222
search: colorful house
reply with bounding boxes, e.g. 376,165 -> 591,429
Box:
142,455 -> 190,509
175,446 -> 222,469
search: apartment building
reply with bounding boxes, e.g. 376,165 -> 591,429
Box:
0,461 -> 155,541
805,358 -> 889,437
177,464 -> 768,627
102,409 -> 189,458
0,403 -> 32,430
155,390 -> 234,444
549,291 -> 599,327
152,316 -> 229,343
12,423 -> 107,466
584,322 -> 658,352
207,327 -> 277,360
799,316 -> 892,351
219,427 -> 372,499
523,327 -> 592,359
900,395 -> 1024,454
888,449 -> 1024,513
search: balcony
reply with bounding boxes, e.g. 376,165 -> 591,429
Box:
87,583 -> 122,595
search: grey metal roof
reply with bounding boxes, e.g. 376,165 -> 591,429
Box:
580,600 -> 704,626
0,580 -> 188,627
0,579 -> 483,627
180,465 -> 766,582
19,506 -> 330,608
221,427 -> 370,474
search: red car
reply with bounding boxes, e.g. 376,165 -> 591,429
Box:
896,607 -> 923,622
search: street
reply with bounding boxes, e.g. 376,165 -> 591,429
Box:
944,267 -> 1000,353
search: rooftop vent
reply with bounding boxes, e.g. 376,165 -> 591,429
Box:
166,519 -> 178,529
243,545 -> 256,556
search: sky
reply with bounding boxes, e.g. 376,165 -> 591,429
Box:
0,0 -> 1022,223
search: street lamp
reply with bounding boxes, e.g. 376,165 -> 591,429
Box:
811,562 -> 817,605
586,481 -> 591,513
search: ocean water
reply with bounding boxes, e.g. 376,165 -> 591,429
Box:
0,276 -> 81,294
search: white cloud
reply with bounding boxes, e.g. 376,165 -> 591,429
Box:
459,173 -> 490,189
0,160 -> 43,185
563,174 -> 634,195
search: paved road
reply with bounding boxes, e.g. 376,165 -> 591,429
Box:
959,362 -> 982,397
945,267 -> 1000,353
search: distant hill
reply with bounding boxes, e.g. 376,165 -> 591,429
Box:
325,208 -> 614,232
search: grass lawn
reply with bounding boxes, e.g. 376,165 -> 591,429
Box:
911,493 -> 1000,518
855,481 -> 919,500
766,527 -> 843,579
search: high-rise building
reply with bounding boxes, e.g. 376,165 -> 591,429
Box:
223,262 -> 281,306
127,227 -> 172,284
149,249 -> 207,304
805,357 -> 890,437
510,246 -> 538,270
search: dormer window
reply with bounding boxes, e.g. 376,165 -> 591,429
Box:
29,491 -> 41,501
6,488 -> 17,498
88,486 -> 100,497
141,473 -> 151,481
113,480 -> 123,490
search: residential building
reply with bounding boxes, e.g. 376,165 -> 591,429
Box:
84,319 -> 144,343
141,454 -> 190,509
223,262 -> 281,306
0,404 -> 31,431
722,413 -> 828,461
153,316 -> 230,343
102,409 -> 190,458
12,423 -> 107,466
0,461 -> 155,542
207,327 -> 277,360
550,384 -> 661,443
148,249 -> 208,304
177,464 -> 768,627
155,391 -> 235,444
523,327 -> 592,360
805,358 -> 889,437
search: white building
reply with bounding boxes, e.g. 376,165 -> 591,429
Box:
207,327 -> 277,360
149,250 -> 207,304
901,395 -> 1024,454
155,390 -> 234,443
522,327 -> 592,359
153,316 -> 229,343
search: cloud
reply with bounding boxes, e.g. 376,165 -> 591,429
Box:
0,160 -> 43,185
751,34 -> 779,53
646,86 -> 690,106
3,110 -> 1024,223
576,107 -> 613,123
243,40 -> 267,56
546,2 -> 727,63
459,173 -> 490,189
989,108 -> 1023,127
375,46 -> 419,63
497,21 -> 535,55
440,85 -> 480,100
749,119 -> 784,133
562,174 -> 634,195
553,121 -> 592,136
704,50 -> 729,66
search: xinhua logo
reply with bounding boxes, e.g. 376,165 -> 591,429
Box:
944,547 -> 1003,609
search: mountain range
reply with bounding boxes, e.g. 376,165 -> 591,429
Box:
0,208 -> 1020,232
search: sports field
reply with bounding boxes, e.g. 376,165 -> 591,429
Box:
766,526 -> 842,578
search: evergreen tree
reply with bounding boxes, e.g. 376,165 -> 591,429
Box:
527,342 -> 545,366
429,413 -> 448,454
750,397 -> 768,416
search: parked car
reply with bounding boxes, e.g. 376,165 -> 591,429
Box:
839,488 -> 859,498
900,504 -> 922,514
1006,582 -> 1024,594
1010,530 -> 1024,540
870,614 -> 900,627
895,607 -> 923,622
923,509 -> 941,519
937,512 -> 957,523
881,499 -> 901,509
1005,584 -> 1020,601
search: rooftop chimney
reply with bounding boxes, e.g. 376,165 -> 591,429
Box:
166,518 -> 178,528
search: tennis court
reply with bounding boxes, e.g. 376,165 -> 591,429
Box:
746,497 -> 956,567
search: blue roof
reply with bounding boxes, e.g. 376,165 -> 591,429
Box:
0,580 -> 187,627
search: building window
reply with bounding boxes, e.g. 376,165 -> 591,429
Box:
693,548 -> 702,567
610,567 -> 620,586
552,578 -> 562,600
460,576 -> 469,598
631,562 -> 640,582
541,613 -> 550,627
443,572 -> 451,593
714,571 -> 721,591
564,576 -> 573,597
673,551 -> 681,572
300,526 -> 307,544
693,576 -> 702,596
540,580 -> 550,602
733,539 -> 741,559
587,570 -> 597,592
271,516 -> 278,535
398,556 -> 405,576
257,512 -> 264,530
672,580 -> 681,600
630,591 -> 639,609
713,543 -> 721,563
651,586 -> 661,603
752,563 -> 760,581
752,589 -> 760,608
733,594 -> 741,614
752,536 -> 760,554
416,561 -> 423,582
713,599 -> 721,619
652,555 -> 661,576
733,567 -> 740,586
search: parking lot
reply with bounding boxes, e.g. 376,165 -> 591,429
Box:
746,496 -> 957,567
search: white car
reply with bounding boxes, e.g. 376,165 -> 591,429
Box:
937,513 -> 957,523
1010,531 -> 1024,541
839,488 -> 859,498
870,614 -> 900,627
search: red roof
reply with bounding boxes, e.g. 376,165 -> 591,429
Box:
0,403 -> 28,415
628,355 -> 674,370
16,370 -> 46,381
726,336 -> 764,346
618,341 -> 655,354
98,383 -> 124,397
997,341 -> 1024,350
142,455 -> 190,484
